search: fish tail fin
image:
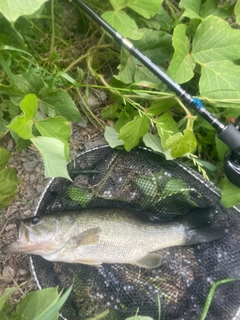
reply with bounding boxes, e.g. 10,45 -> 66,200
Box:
179,207 -> 226,245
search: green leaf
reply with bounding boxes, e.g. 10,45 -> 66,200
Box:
143,133 -> 164,153
179,0 -> 202,19
110,0 -> 161,18
155,112 -> 179,149
10,130 -> 31,151
0,167 -> 19,210
133,28 -> 173,66
35,285 -> 72,320
39,87 -> 81,122
235,0 -> 240,25
104,126 -> 124,148
0,147 -> 11,170
65,186 -> 93,208
0,73 -> 45,97
34,116 -> 71,160
215,136 -> 229,160
165,129 -> 197,158
31,136 -> 71,180
16,287 -> 59,320
102,104 -> 122,119
8,94 -> 38,139
221,177 -> 240,207
118,114 -> 150,151
192,16 -> 240,63
192,16 -> 240,106
0,0 -> 49,23
147,97 -> 176,116
102,11 -> 143,40
0,287 -> 18,312
167,24 -> 195,84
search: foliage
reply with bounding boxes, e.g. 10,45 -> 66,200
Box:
0,285 -> 72,320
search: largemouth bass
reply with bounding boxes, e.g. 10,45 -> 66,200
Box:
2,208 -> 224,269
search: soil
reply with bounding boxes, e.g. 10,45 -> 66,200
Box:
0,118 -> 106,304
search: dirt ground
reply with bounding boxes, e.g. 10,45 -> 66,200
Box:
0,117 -> 105,304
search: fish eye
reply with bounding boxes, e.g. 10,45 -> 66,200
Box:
31,216 -> 41,225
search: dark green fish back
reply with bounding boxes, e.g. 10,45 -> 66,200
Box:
30,146 -> 240,320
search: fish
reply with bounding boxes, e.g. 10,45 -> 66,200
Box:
2,207 -> 225,269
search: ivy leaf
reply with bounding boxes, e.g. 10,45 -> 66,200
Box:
102,11 -> 143,40
221,177 -> 240,207
8,94 -> 38,139
167,24 -> 195,84
165,129 -> 197,158
155,112 -> 179,149
39,87 -> 81,122
34,116 -> 71,161
0,167 -> 19,210
104,126 -> 124,148
31,136 -> 71,180
118,115 -> 150,151
0,0 -> 48,23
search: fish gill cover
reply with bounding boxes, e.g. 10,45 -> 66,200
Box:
30,145 -> 240,320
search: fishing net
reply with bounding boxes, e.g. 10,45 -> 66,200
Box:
29,145 -> 240,320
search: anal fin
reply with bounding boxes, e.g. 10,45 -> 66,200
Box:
134,253 -> 163,269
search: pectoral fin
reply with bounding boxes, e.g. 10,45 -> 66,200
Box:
74,259 -> 102,267
134,253 -> 163,269
69,227 -> 101,248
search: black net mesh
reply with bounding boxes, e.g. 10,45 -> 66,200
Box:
29,145 -> 240,320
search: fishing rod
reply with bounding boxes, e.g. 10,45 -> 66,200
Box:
75,0 -> 240,188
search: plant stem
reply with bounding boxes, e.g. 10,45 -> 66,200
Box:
49,0 -> 55,61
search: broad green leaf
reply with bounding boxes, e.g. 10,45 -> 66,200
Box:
235,0 -> 240,25
118,114 -> 150,151
199,60 -> 240,105
167,24 -> 195,84
200,0 -> 231,19
155,112 -> 179,149
102,11 -> 143,40
0,0 -> 49,23
0,167 -> 19,210
10,130 -> 31,151
39,87 -> 81,122
34,116 -> 71,160
0,110 -> 8,132
115,49 -> 165,89
16,287 -> 59,320
110,0 -> 161,18
0,148 -> 11,170
221,177 -> 240,207
179,0 -> 201,19
35,285 -> 72,320
165,129 -> 197,158
192,16 -> 240,63
0,73 -> 45,97
215,136 -> 234,161
143,133 -> 164,153
8,94 -> 38,139
0,312 -> 7,320
104,126 -> 124,148
31,136 -> 71,180
0,287 -> 18,311
133,28 -> 173,65
147,97 -> 176,116
102,104 -> 122,119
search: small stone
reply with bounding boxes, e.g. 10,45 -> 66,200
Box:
23,160 -> 39,173
5,224 -> 16,232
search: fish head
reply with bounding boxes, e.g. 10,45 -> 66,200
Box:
2,215 -> 62,255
